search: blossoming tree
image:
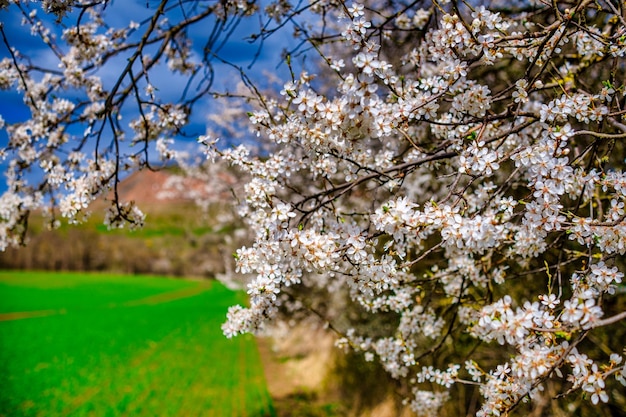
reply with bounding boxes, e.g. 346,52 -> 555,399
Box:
2,0 -> 626,415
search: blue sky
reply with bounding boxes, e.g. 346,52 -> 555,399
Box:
0,0 -> 304,192
0,0 -> 298,129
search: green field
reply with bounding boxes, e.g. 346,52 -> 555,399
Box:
0,271 -> 274,417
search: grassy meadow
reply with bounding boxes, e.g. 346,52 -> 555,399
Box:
0,271 -> 274,417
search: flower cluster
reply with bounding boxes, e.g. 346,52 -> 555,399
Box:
0,0 -> 261,238
2,0 -> 626,415
215,1 -> 626,415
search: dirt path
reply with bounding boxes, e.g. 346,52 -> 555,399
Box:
256,325 -> 336,398
0,309 -> 61,322
123,282 -> 212,307
60,387 -> 101,416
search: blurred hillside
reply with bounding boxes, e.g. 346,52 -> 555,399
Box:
0,169 -> 242,277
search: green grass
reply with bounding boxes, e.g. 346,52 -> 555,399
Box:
0,271 -> 274,417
